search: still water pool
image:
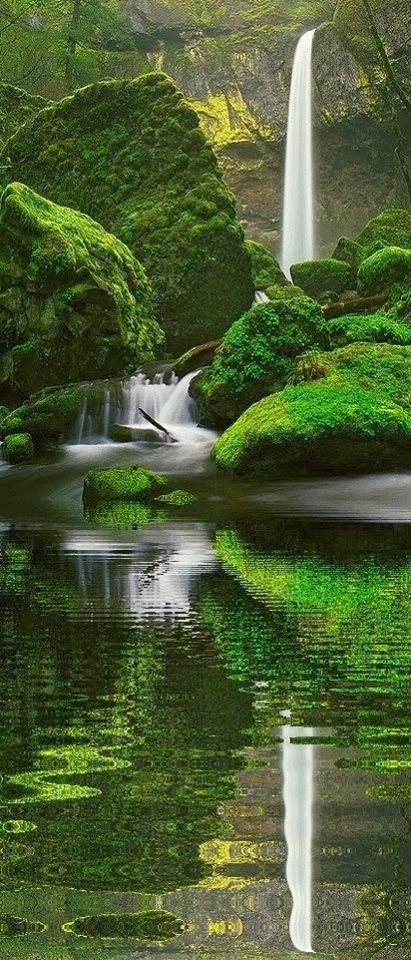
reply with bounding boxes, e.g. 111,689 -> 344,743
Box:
0,451 -> 410,960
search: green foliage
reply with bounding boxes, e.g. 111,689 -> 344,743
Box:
2,431 -> 33,463
328,310 -> 411,347
0,84 -> 48,149
3,74 -> 254,353
192,299 -> 329,427
290,257 -> 355,299
358,245 -> 411,295
83,465 -> 169,504
0,182 -> 162,400
356,208 -> 411,249
244,239 -> 287,288
214,343 -> 411,476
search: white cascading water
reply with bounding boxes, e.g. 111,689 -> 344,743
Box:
74,370 -> 197,445
282,29 -> 316,279
282,724 -> 315,954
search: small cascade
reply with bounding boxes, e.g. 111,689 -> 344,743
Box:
282,29 -> 316,278
74,370 -> 198,445
253,291 -> 270,306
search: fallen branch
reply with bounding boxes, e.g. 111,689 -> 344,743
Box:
139,407 -> 177,443
322,293 -> 388,320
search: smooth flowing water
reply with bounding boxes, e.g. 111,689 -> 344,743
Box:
0,436 -> 410,960
282,29 -> 316,277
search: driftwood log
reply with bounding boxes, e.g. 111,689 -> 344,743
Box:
322,293 -> 388,320
139,407 -> 178,443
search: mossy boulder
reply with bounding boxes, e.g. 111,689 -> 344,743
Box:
2,432 -> 34,464
83,465 -> 169,505
358,246 -> 411,297
2,74 -> 254,354
0,183 -> 162,402
214,343 -> 411,477
244,239 -> 287,289
290,258 -> 354,300
0,84 -> 48,149
266,283 -> 308,302
328,310 -> 411,347
355,209 -> 411,250
0,404 -> 9,425
332,236 -> 363,271
191,299 -> 329,427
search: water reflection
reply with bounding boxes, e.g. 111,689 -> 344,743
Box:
282,724 -> 314,954
0,520 -> 409,958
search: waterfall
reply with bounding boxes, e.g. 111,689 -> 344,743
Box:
282,29 -> 316,279
253,291 -> 270,306
74,370 -> 197,445
282,725 -> 315,954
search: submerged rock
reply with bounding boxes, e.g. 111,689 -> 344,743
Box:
2,74 -> 254,354
154,490 -> 197,506
83,466 -> 169,505
2,432 -> 34,464
214,343 -> 411,477
0,183 -> 162,402
192,299 -> 329,427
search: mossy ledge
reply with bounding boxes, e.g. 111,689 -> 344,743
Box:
2,73 -> 254,353
214,343 -> 411,477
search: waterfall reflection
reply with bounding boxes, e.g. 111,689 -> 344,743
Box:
282,724 -> 315,953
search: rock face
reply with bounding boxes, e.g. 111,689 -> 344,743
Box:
2,73 -> 254,354
119,0 -> 411,255
0,183 -> 161,403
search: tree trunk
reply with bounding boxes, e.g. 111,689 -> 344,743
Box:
66,0 -> 82,90
322,294 -> 388,319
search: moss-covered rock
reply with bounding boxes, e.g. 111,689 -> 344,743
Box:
83,465 -> 169,505
244,239 -> 287,289
2,432 -> 34,464
332,236 -> 363,270
0,404 -> 9,425
0,183 -> 162,402
355,209 -> 411,250
358,246 -> 411,297
328,310 -> 411,347
0,381 -> 114,444
0,84 -> 48,150
2,74 -> 254,354
214,343 -> 411,477
266,283 -> 308,302
191,299 -> 329,427
290,258 -> 355,300
154,490 -> 197,506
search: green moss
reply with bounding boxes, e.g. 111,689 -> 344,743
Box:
214,343 -> 411,476
244,239 -> 287,288
332,236 -> 363,270
192,299 -> 329,427
0,404 -> 9,424
154,489 -> 197,506
0,83 -> 48,148
83,465 -> 169,505
0,381 -> 112,443
355,208 -> 411,249
358,246 -> 411,296
266,283 -> 308,302
85,501 -> 167,527
290,258 -> 355,299
328,310 -> 411,347
2,432 -> 34,464
3,74 -> 254,354
0,183 -> 162,400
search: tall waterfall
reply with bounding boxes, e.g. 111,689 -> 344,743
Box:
282,725 -> 315,954
282,29 -> 316,278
